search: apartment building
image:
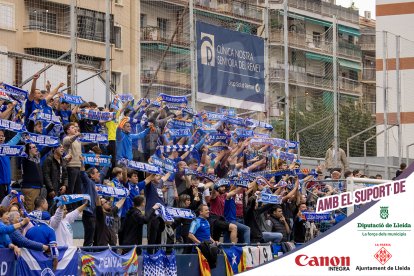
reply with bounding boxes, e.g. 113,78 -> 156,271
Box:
0,0 -> 139,107
359,11 -> 376,115
267,0 -> 361,115
376,0 -> 414,159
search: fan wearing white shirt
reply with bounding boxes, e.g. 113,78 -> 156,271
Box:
49,201 -> 88,246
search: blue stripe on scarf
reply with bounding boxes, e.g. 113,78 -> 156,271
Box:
302,212 -> 331,221
24,133 -> 60,147
79,109 -> 116,121
82,154 -> 112,167
159,93 -> 188,104
96,184 -> 129,198
119,94 -> 134,102
168,128 -> 192,138
54,194 -> 90,206
208,133 -> 229,143
184,169 -> 218,182
150,156 -> 177,173
0,83 -> 28,102
120,159 -> 162,174
167,119 -> 193,129
157,144 -> 195,153
0,145 -> 27,157
29,111 -> 62,125
79,133 -> 109,145
208,146 -> 228,153
61,93 -> 83,105
257,192 -> 281,204
0,119 -> 26,133
156,204 -> 195,222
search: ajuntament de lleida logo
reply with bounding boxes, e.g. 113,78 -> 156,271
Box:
380,206 -> 389,219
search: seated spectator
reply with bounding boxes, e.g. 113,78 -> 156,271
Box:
188,204 -> 219,245
8,211 -> 49,252
266,205 -> 290,242
0,207 -> 30,255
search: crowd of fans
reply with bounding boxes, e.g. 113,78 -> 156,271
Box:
0,74 -> 406,260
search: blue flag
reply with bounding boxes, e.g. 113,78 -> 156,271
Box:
81,248 -> 138,275
16,247 -> 78,276
0,248 -> 15,276
143,250 -> 177,276
223,246 -> 246,275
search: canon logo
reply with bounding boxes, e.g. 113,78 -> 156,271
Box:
295,255 -> 350,267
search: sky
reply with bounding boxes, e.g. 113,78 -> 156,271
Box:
336,0 -> 376,18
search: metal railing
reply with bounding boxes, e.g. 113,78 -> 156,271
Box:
141,26 -> 190,47
270,30 -> 360,60
362,68 -> 376,82
141,69 -> 191,88
268,0 -> 359,24
195,0 -> 263,23
339,77 -> 362,95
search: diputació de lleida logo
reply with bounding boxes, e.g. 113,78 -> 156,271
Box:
380,206 -> 389,219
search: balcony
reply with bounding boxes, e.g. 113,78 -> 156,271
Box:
268,0 -> 359,25
141,69 -> 191,89
141,26 -> 190,48
361,67 -> 375,82
269,67 -> 362,96
22,29 -> 106,59
195,0 -> 263,24
270,30 -> 361,61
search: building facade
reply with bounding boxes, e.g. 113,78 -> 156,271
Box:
0,0 -> 139,107
376,0 -> 414,161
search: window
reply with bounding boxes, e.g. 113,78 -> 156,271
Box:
114,26 -> 121,48
0,3 -> 15,30
157,18 -> 168,39
349,70 -> 358,81
313,32 -> 321,48
114,0 -> 122,4
77,8 -> 113,43
140,14 -> 147,27
28,8 -> 57,33
111,72 -> 121,92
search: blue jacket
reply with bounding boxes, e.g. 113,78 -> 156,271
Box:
0,221 -> 15,248
116,128 -> 149,161
0,133 -> 22,186
80,171 -> 97,217
9,230 -> 44,251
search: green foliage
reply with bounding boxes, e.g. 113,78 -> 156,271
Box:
273,97 -> 376,158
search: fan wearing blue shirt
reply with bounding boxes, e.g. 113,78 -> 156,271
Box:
188,204 -> 218,245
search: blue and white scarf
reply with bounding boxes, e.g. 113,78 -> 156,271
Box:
168,128 -> 192,138
250,138 -> 287,148
235,128 -> 254,139
214,179 -> 230,189
0,145 -> 27,157
208,146 -> 229,153
288,141 -> 299,150
302,212 -> 331,221
245,118 -> 273,130
24,133 -> 60,147
218,108 -> 236,117
157,144 -> 195,153
29,111 -> 62,125
96,184 -> 129,198
231,179 -> 251,188
159,93 -> 188,104
273,151 -> 296,163
167,119 -> 193,129
182,107 -> 195,116
0,90 -> 12,102
118,94 -> 134,102
60,93 -> 83,105
120,159 -> 162,174
226,116 -> 245,127
156,204 -> 196,222
150,156 -> 177,173
0,83 -> 28,103
208,133 -> 228,143
82,154 -> 112,167
254,132 -> 270,138
54,194 -> 90,207
0,119 -> 26,133
257,192 -> 281,204
79,133 -> 109,145
204,111 -> 226,122
184,169 -> 218,182
78,109 -> 116,122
